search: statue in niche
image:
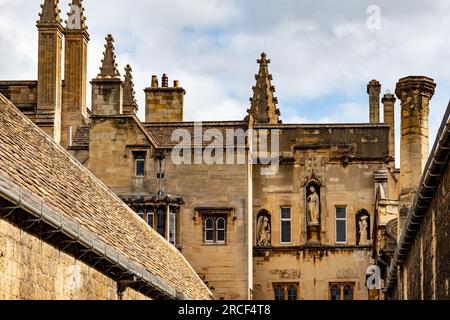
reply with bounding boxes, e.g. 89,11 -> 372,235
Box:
307,185 -> 320,226
257,211 -> 271,246
359,216 -> 369,245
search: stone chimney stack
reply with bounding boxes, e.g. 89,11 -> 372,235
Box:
368,80 -> 381,123
90,34 -> 123,116
61,0 -> 89,149
144,74 -> 185,123
395,76 -> 436,230
36,0 -> 64,143
382,91 -> 396,162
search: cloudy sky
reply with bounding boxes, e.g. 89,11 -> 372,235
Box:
1,0 -> 449,163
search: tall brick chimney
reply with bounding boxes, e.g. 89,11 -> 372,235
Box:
144,74 -> 185,123
368,80 -> 381,123
395,76 -> 436,231
382,91 -> 396,162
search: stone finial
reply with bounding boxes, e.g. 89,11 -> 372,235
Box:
123,65 -> 138,112
246,52 -> 281,124
97,34 -> 120,79
38,0 -> 62,25
162,74 -> 169,87
66,0 -> 87,31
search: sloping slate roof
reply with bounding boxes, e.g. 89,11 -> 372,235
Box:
0,94 -> 212,300
144,121 -> 248,148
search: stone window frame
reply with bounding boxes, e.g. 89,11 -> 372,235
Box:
335,206 -> 348,244
132,151 -> 146,177
272,282 -> 299,300
196,208 -> 235,246
202,215 -> 228,245
329,282 -> 355,300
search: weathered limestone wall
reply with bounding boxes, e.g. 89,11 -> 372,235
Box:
253,160 -> 383,246
254,249 -> 372,300
0,218 -> 148,300
165,158 -> 250,300
253,156 -> 384,300
88,117 -> 250,300
399,162 -> 450,300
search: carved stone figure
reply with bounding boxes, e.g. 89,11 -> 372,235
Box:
257,215 -> 271,246
359,216 -> 369,245
307,186 -> 320,225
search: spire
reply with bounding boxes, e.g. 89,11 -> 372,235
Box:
246,52 -> 281,124
123,65 -> 138,115
38,0 -> 62,25
97,34 -> 120,79
66,0 -> 87,31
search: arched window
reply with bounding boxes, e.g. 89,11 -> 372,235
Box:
134,153 -> 145,177
205,217 -> 214,243
137,209 -> 144,220
216,218 -> 226,243
287,285 -> 297,301
330,284 -> 341,300
274,285 -> 284,301
203,216 -> 227,245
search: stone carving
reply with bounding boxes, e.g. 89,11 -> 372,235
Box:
359,216 -> 369,245
336,268 -> 358,279
301,152 -> 326,184
257,211 -> 271,246
356,210 -> 371,245
386,219 -> 398,239
307,186 -> 320,226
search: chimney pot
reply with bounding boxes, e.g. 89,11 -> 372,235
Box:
162,73 -> 169,87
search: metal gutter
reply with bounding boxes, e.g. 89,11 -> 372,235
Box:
0,174 -> 192,300
384,102 -> 450,293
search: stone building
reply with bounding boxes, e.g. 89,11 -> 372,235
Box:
0,0 -> 448,300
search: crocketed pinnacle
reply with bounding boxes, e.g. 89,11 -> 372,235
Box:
98,34 -> 120,78
246,52 -> 281,124
38,0 -> 62,25
123,65 -> 138,114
